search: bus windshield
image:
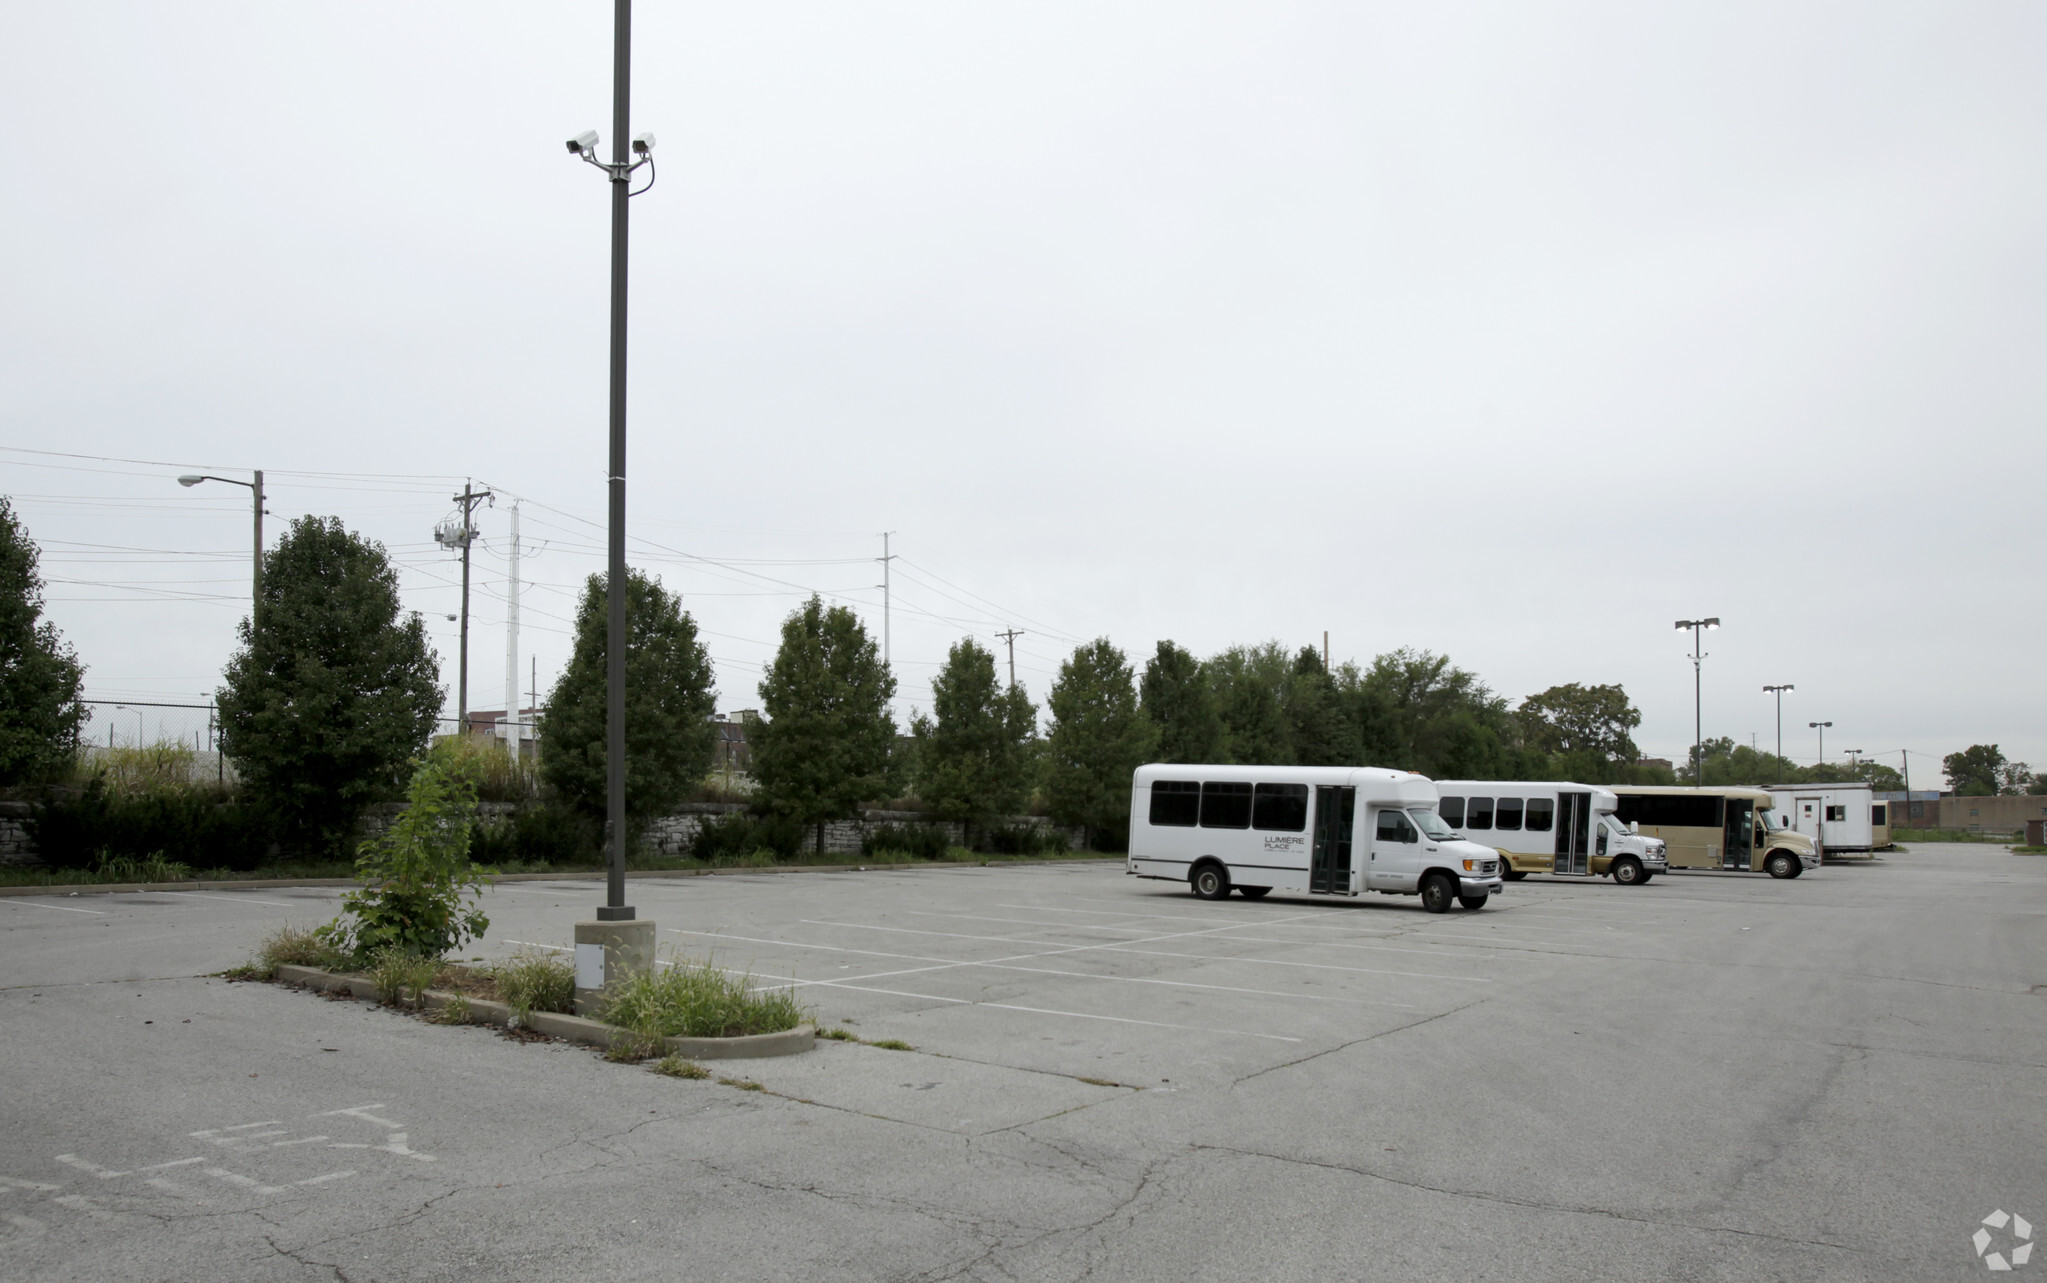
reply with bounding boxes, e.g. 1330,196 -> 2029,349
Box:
1409,809 -> 1456,840
1762,810 -> 1787,830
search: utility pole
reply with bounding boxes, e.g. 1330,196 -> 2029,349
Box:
175,469 -> 265,615
565,0 -> 656,930
436,482 -> 493,736
1901,750 -> 1911,819
1763,684 -> 1793,783
878,532 -> 897,720
1675,617 -> 1719,785
995,628 -> 1025,688
1809,720 -> 1832,765
1323,631 -> 1330,669
504,502 -> 521,751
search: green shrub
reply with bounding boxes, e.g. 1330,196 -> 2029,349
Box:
602,953 -> 807,1039
650,1055 -> 710,1079
318,744 -> 491,961
469,801 -> 600,867
366,948 -> 440,1008
27,773 -> 277,872
492,949 -> 575,1021
689,811 -> 805,864
981,823 -> 1068,856
94,850 -> 195,883
861,822 -> 952,860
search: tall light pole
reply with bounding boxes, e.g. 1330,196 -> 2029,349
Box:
1762,684 -> 1793,782
1809,720 -> 1832,766
176,471 -> 264,613
566,0 -> 656,944
1675,617 -> 1719,785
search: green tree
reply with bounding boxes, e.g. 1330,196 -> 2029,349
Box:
0,498 -> 86,785
541,570 -> 718,826
1207,643 -> 1294,764
1286,646 -> 1353,766
1997,760 -> 2034,796
216,517 -> 441,855
1517,683 -> 1641,773
1943,744 -> 2006,797
1043,638 -> 1154,849
1139,640 -> 1223,764
1358,648 -> 1524,778
911,638 -> 1037,844
752,596 -> 899,856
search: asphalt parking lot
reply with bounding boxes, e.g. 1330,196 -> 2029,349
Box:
2,845 -> 2042,1281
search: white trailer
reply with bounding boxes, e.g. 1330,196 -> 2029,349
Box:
1767,783 -> 1887,855
1127,764 -> 1505,913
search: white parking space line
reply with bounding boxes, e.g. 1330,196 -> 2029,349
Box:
502,939 -> 570,952
773,976 -> 1306,1043
172,893 -> 304,909
671,928 -> 1414,1008
802,920 -> 1490,984
492,887 -> 590,898
4,900 -> 106,915
904,910 -> 1171,935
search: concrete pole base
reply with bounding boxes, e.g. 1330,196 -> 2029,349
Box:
572,917 -> 656,1017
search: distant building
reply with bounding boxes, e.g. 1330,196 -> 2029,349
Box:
1636,758 -> 1674,774
1877,791 -> 2047,832
713,712 -> 754,773
466,708 -> 539,760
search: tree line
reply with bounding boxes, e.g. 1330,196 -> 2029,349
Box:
10,503 -> 2032,864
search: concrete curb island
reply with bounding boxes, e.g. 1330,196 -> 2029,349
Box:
272,964 -> 816,1060
0,856 -> 1124,898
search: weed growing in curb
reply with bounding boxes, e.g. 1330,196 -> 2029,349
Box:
603,1033 -> 661,1064
718,1077 -> 765,1092
868,1038 -> 915,1051
367,950 -> 440,1009
651,1055 -> 710,1080
254,922 -> 351,978
430,995 -> 473,1025
491,950 -> 575,1022
602,952 -> 808,1041
817,1027 -> 857,1041
1076,1077 -> 1122,1088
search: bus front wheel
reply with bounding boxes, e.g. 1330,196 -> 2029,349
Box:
1420,873 -> 1456,914
1765,851 -> 1798,880
1611,857 -> 1645,886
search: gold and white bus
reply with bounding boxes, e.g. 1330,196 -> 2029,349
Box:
1609,786 -> 1817,879
1434,781 -> 1669,885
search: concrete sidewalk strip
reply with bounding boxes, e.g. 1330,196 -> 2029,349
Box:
270,964 -> 815,1060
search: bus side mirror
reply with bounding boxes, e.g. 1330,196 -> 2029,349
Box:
1628,821 -> 1639,834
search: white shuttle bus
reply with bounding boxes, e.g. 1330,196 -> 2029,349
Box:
1126,764 -> 1506,913
1433,781 -> 1668,885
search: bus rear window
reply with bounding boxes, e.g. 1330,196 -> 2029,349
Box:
1252,783 -> 1309,832
1496,798 -> 1523,831
1614,794 -> 1723,828
1148,781 -> 1199,827
1439,796 -> 1465,827
1200,782 -> 1252,829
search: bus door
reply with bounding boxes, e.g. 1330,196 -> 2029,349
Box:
1555,791 -> 1592,875
1723,799 -> 1755,869
1310,786 -> 1356,894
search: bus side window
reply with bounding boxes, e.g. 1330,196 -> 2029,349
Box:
1439,796 -> 1465,827
1524,798 -> 1553,832
1496,798 -> 1523,831
1376,809 -> 1417,844
1148,781 -> 1200,827
1466,797 -> 1494,829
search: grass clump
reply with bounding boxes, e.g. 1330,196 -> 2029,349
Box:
718,1077 -> 765,1092
818,1027 -> 857,1041
651,1055 -> 711,1079
367,949 -> 440,1009
868,1038 -> 914,1051
601,952 -> 808,1040
491,949 -> 575,1022
430,995 -> 473,1025
255,921 -> 352,978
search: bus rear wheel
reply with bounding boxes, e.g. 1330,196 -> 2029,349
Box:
1420,873 -> 1456,914
1765,851 -> 1798,879
1611,857 -> 1644,886
1237,885 -> 1271,899
1497,858 -> 1526,881
1191,863 -> 1231,900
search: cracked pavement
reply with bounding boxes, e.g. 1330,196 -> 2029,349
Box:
2,848 -> 2042,1280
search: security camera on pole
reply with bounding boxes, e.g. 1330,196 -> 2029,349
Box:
562,0 -> 658,1015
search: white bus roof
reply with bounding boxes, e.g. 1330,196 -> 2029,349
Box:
1433,780 -> 1620,809
1133,763 -> 1438,806
1611,784 -> 1777,807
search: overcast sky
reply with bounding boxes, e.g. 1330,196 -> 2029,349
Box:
4,2 -> 2042,786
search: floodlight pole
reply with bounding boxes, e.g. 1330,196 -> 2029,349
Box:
602,0 -> 633,920
1763,684 -> 1793,782
1675,617 -> 1719,785
1810,721 -> 1832,766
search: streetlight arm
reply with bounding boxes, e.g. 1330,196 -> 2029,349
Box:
178,473 -> 254,490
